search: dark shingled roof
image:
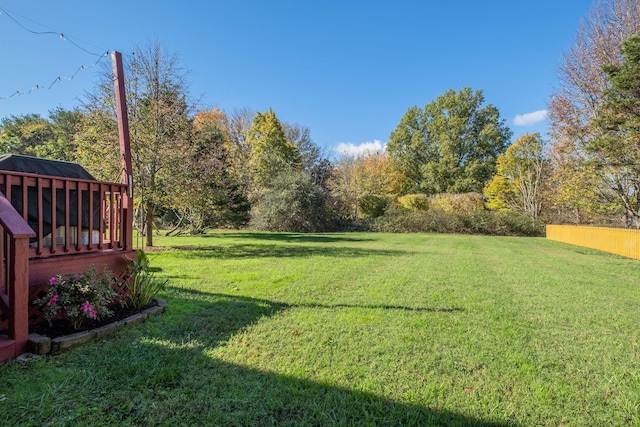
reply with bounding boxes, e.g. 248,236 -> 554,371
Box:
0,154 -> 96,180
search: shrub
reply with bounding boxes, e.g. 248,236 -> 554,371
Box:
34,267 -> 118,329
397,194 -> 430,211
430,192 -> 484,213
359,195 -> 390,218
371,206 -> 544,236
251,170 -> 337,232
127,250 -> 167,310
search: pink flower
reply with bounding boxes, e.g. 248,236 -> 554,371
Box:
81,302 -> 93,313
46,294 -> 58,307
48,276 -> 59,286
89,310 -> 98,319
74,274 -> 83,281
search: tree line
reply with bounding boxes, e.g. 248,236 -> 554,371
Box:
1,0 -> 639,242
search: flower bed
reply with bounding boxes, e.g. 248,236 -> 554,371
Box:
27,297 -> 166,355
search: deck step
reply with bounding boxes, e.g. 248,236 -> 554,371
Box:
0,335 -> 16,363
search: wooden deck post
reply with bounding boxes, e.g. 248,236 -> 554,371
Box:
112,51 -> 134,251
9,236 -> 30,354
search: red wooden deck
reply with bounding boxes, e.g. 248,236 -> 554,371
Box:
0,170 -> 135,362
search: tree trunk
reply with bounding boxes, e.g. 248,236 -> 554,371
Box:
145,205 -> 154,247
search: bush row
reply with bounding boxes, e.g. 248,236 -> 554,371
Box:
248,187 -> 544,236
369,207 -> 544,237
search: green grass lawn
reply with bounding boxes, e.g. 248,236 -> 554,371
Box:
2,231 -> 640,426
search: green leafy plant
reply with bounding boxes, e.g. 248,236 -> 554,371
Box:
34,267 -> 118,329
358,194 -> 390,219
396,194 -> 430,211
127,249 -> 167,310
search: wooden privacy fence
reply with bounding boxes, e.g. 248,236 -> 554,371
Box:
546,224 -> 640,260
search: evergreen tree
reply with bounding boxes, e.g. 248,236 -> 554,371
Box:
590,34 -> 640,227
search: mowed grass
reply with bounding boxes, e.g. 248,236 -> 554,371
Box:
2,231 -> 640,426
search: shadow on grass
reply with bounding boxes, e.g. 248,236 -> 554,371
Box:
164,243 -> 410,260
118,290 -> 505,425
299,302 -> 465,313
170,287 -> 465,314
2,289 -> 508,426
198,231 -> 377,243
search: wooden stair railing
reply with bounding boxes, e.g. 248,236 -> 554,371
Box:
0,192 -> 35,361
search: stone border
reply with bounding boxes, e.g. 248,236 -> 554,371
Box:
27,297 -> 167,355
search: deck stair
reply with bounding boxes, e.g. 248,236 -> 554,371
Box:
0,335 -> 16,362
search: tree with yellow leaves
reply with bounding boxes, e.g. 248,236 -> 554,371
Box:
484,133 -> 545,220
329,152 -> 409,220
245,109 -> 301,201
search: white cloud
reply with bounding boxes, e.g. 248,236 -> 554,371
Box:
514,110 -> 548,126
334,140 -> 386,158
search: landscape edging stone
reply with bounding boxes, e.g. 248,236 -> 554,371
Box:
26,297 -> 166,356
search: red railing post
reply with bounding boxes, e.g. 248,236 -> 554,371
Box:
8,235 -> 30,354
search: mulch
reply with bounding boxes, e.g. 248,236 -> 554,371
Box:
28,304 -> 143,339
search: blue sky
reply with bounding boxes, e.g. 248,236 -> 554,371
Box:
0,1 -> 593,157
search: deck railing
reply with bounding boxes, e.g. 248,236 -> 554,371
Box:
0,171 -> 128,259
0,193 -> 35,356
